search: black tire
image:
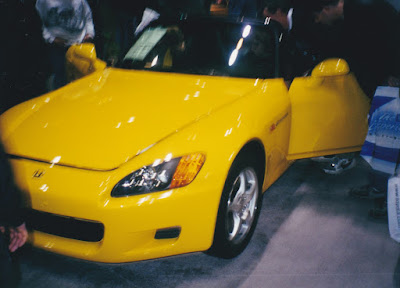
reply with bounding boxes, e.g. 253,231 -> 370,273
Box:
209,153 -> 263,258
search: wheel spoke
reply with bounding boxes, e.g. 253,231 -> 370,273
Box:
227,173 -> 243,212
228,211 -> 242,241
242,173 -> 257,217
232,173 -> 246,205
225,168 -> 259,244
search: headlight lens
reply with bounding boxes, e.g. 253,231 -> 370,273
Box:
111,153 -> 205,197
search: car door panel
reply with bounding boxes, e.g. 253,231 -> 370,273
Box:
287,59 -> 370,160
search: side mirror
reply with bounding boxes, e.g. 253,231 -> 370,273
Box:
66,43 -> 97,61
66,43 -> 106,82
311,58 -> 350,77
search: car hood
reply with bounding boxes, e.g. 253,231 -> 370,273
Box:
1,69 -> 260,170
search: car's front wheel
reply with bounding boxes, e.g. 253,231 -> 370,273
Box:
209,155 -> 263,258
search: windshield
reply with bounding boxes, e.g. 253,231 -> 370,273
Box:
119,19 -> 278,79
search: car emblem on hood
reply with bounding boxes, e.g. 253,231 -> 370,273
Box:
33,170 -> 45,178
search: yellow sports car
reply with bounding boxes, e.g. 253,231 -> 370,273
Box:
0,17 -> 369,263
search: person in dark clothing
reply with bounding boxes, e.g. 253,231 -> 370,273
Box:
234,29 -> 275,78
262,0 -> 321,83
0,0 -> 48,114
262,0 -> 293,30
311,0 -> 400,98
35,0 -> 96,90
0,139 -> 28,287
387,0 -> 400,11
306,0 -> 400,174
310,0 -> 400,200
387,9 -> 400,87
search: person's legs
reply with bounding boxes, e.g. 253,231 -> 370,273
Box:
48,45 -> 68,90
0,233 -> 14,287
369,170 -> 390,219
370,170 -> 390,194
349,166 -> 387,198
349,167 -> 389,219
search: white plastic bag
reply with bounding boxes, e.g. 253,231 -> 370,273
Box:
388,175 -> 400,242
135,8 -> 160,36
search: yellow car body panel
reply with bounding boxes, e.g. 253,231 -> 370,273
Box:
2,70 -> 269,170
287,68 -> 370,159
4,73 -> 293,262
0,39 -> 370,263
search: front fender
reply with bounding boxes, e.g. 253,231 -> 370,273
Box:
111,77 -> 291,250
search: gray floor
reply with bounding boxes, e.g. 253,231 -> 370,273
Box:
16,156 -> 400,288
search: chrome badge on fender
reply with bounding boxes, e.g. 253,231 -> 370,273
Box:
33,170 -> 45,178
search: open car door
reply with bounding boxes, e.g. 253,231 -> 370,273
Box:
65,43 -> 106,82
287,58 -> 370,160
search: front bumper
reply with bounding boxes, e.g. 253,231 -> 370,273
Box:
12,158 -> 222,263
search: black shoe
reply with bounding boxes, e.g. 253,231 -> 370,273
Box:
322,157 -> 357,175
349,185 -> 384,199
368,207 -> 388,220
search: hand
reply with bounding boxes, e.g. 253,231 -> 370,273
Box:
8,223 -> 28,253
83,35 -> 93,42
53,37 -> 67,47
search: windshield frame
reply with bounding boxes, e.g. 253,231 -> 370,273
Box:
117,16 -> 282,79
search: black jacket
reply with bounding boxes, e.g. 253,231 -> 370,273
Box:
343,0 -> 400,96
0,140 -> 24,227
279,7 -> 323,80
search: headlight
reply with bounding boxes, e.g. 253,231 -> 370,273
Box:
111,153 -> 206,197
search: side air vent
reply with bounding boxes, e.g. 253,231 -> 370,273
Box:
155,226 -> 181,239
